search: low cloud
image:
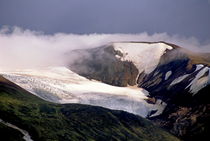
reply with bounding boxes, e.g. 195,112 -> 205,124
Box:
0,26 -> 209,70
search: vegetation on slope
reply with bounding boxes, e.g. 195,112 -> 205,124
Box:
0,76 -> 179,141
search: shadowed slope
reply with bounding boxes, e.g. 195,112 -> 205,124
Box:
0,76 -> 179,141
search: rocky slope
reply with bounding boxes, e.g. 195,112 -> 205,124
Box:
68,42 -> 174,86
68,45 -> 139,86
0,76 -> 179,141
135,43 -> 210,141
67,41 -> 210,141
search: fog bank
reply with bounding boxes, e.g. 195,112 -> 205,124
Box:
0,26 -> 209,70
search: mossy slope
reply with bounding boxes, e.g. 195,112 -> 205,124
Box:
0,76 -> 179,141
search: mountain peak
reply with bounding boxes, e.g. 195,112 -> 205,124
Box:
111,42 -> 173,74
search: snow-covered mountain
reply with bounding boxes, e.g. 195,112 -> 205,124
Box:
0,67 -> 165,117
68,41 -> 210,97
67,41 -> 210,140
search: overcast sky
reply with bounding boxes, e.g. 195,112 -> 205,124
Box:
0,0 -> 210,41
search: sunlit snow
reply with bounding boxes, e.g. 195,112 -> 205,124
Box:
0,67 -> 162,117
113,42 -> 173,74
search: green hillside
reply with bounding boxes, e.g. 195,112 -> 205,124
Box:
0,76 -> 180,141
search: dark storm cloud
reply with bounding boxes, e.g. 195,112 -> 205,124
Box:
0,0 -> 210,41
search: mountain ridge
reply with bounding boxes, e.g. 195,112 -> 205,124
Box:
67,41 -> 210,140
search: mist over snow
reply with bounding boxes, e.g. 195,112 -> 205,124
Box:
0,26 -> 210,70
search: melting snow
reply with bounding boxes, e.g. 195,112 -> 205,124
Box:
170,65 -> 210,95
186,65 -> 210,95
149,100 -> 167,117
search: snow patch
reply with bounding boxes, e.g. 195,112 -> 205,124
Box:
165,71 -> 172,80
186,66 -> 210,95
113,42 -> 173,74
170,64 -> 210,95
149,99 -> 167,117
170,74 -> 190,86
195,64 -> 204,72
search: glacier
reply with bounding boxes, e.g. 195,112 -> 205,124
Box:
0,67 -> 164,117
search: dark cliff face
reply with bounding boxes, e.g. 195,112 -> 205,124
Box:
137,45 -> 210,105
144,61 -> 210,141
149,85 -> 210,141
138,48 -> 196,102
68,45 -> 139,87
137,47 -> 210,141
